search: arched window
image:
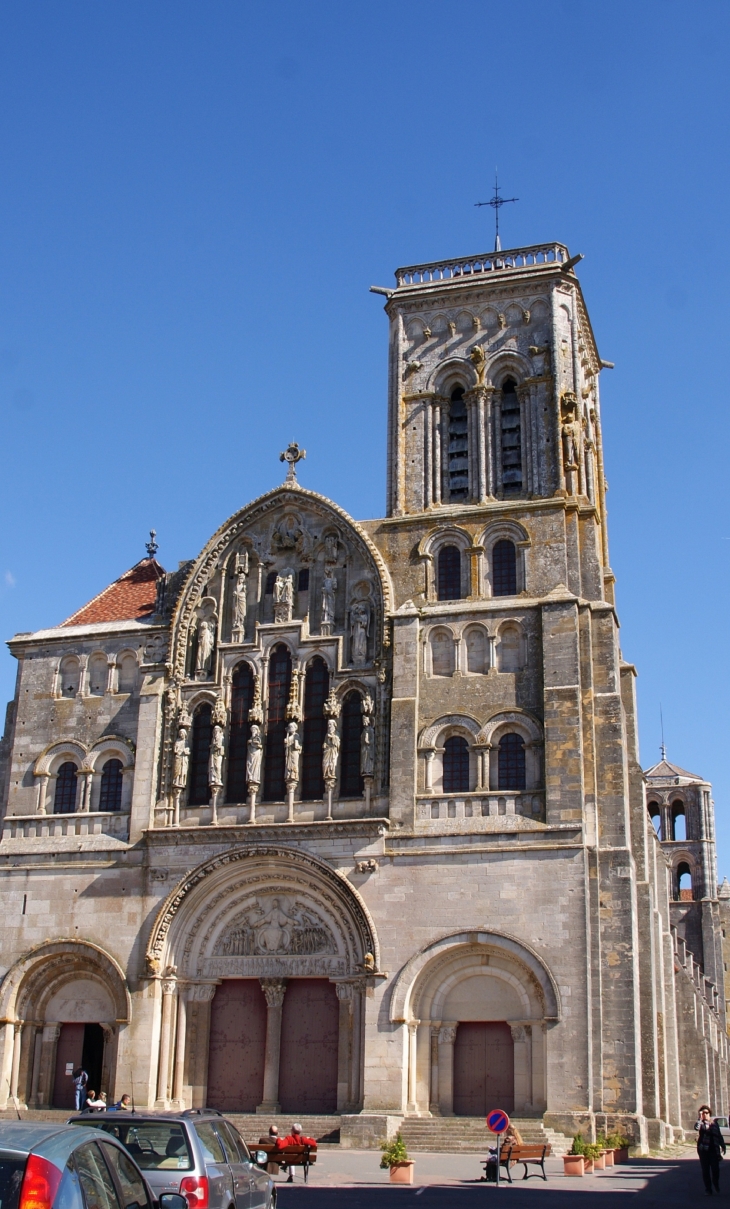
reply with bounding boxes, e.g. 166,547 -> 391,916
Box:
437,545 -> 462,601
88,654 -> 108,696
301,657 -> 329,800
443,736 -> 470,793
226,662 -> 254,803
448,387 -> 469,502
189,703 -> 213,806
99,759 -> 123,812
339,690 -> 363,798
671,801 -> 687,842
118,654 -> 138,694
54,762 -> 78,814
677,862 -> 693,901
498,732 -> 526,790
501,379 -> 522,495
648,802 -> 662,838
430,628 -> 455,677
59,657 -> 80,698
465,627 -> 488,674
498,623 -> 521,672
263,645 -> 292,801
493,540 -> 517,597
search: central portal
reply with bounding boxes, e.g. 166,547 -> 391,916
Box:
452,1022 -> 514,1116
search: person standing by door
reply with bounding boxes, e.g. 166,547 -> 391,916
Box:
697,1105 -> 726,1195
72,1068 -> 88,1112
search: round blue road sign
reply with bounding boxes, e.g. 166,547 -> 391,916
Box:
486,1109 -> 510,1134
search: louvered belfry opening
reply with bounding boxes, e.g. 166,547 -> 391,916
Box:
501,378 -> 522,495
263,644 -> 292,801
448,386 -> 469,501
226,662 -> 254,803
301,657 -> 329,801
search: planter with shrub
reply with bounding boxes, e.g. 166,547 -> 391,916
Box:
380,1134 -> 415,1184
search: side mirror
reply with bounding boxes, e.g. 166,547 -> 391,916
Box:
160,1195 -> 188,1209
254,1151 -> 268,1167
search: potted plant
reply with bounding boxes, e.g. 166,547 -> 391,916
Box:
380,1134 -> 415,1184
606,1132 -> 631,1163
563,1136 -> 586,1177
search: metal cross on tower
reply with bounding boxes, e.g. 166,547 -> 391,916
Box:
280,441 -> 306,482
475,172 -> 518,252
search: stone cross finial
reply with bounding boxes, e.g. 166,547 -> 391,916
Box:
280,442 -> 306,482
146,529 -> 159,559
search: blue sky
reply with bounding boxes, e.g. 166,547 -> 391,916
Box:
1,2 -> 729,871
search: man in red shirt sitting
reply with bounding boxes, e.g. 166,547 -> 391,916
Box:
275,1122 -> 317,1183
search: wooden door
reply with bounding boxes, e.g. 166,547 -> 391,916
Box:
278,979 -> 339,1113
452,1022 -> 514,1116
207,980 -> 267,1111
53,1023 -> 85,1109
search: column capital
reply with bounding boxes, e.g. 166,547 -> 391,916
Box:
439,1025 -> 457,1045
260,978 -> 288,1009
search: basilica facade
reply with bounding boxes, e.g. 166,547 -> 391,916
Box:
0,240 -> 726,1149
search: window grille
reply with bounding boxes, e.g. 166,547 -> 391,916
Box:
263,644 -> 292,801
498,732 -> 526,790
493,540 -> 517,597
301,657 -> 329,800
226,662 -> 254,803
448,387 -> 469,502
340,691 -> 363,798
99,759 -> 123,811
443,736 -> 469,793
189,703 -> 213,805
501,379 -> 522,495
54,762 -> 78,814
437,545 -> 462,601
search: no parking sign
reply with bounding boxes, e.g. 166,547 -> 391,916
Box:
486,1108 -> 510,1134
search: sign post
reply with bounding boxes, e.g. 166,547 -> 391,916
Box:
486,1109 -> 511,1187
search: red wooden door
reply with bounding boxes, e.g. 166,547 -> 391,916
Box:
452,1022 -> 514,1116
53,1023 -> 85,1109
278,979 -> 339,1113
207,980 -> 267,1111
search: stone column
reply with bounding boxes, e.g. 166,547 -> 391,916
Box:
424,400 -> 433,508
429,1024 -> 441,1114
474,744 -> 490,791
476,389 -> 487,502
350,986 -> 364,1109
29,1028 -> 43,1107
336,983 -> 354,1112
437,1024 -> 457,1116
156,978 -> 177,1106
487,633 -> 498,668
423,748 -> 435,793
432,402 -> 442,505
406,1020 -> 420,1112
171,990 -> 188,1107
36,773 -> 51,815
77,770 -> 93,813
257,979 -> 288,1113
9,1023 -> 23,1101
38,1024 -> 61,1108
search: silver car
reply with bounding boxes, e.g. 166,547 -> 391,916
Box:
67,1113 -> 275,1209
0,1119 -> 187,1209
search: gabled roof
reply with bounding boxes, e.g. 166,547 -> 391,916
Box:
62,558 -> 165,627
644,758 -> 706,784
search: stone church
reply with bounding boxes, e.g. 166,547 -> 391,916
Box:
0,239 -> 726,1150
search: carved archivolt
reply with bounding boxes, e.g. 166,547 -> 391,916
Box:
476,709 -> 542,746
418,714 -> 482,750
145,845 -> 379,978
33,736 -> 135,776
0,939 -> 131,1024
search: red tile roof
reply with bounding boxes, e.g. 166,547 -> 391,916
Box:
62,559 -> 165,627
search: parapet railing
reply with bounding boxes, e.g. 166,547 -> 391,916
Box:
395,243 -> 570,288
416,789 -> 545,823
2,811 -> 130,841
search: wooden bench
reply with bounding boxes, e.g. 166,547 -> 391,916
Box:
481,1143 -> 551,1183
249,1142 -> 318,1183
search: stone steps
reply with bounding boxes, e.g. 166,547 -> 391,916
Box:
398,1117 -> 572,1155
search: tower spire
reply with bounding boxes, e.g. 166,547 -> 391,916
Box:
475,171 -> 518,252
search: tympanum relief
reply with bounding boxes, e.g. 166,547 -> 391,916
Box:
206,893 -> 345,977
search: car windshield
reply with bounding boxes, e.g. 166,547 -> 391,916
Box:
0,1155 -> 26,1209
79,1124 -> 192,1172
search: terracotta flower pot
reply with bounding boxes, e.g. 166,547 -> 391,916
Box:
602,1149 -> 614,1167
389,1162 -> 415,1184
563,1155 -> 585,1177
593,1152 -> 605,1170
583,1158 -> 594,1174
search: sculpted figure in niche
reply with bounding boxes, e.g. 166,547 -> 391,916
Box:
208,724 -> 224,788
350,599 -> 370,666
172,725 -> 190,790
195,616 -> 216,677
324,533 -> 339,563
257,897 -> 295,953
231,551 -> 249,639
273,573 -> 294,623
321,571 -> 337,633
246,723 -> 263,786
360,714 -> 375,778
284,722 -> 302,784
322,718 -> 340,783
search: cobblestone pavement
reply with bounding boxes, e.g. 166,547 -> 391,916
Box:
273,1148 -> 707,1206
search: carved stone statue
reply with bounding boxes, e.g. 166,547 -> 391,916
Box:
208,723 -> 224,789
195,616 -> 216,677
350,599 -> 370,665
360,714 -> 375,778
273,573 -> 294,623
324,533 -> 339,563
469,343 -> 487,383
246,723 -> 263,787
321,571 -> 337,634
231,552 -> 248,640
172,725 -> 190,790
284,722 -> 302,784
322,718 -> 340,784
